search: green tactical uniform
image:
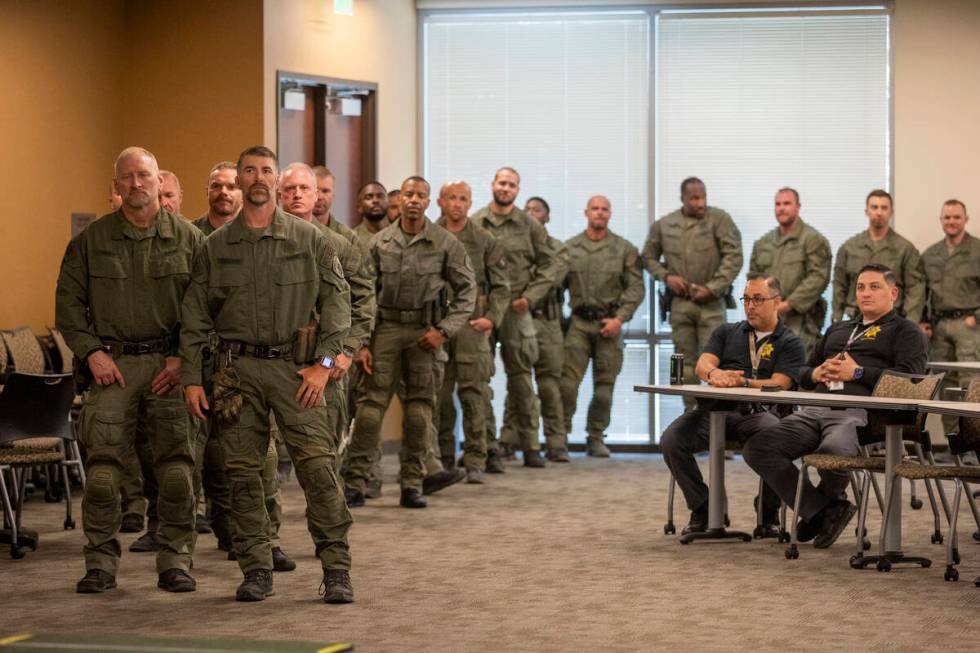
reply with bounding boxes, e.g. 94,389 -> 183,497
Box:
435,216 -> 509,471
471,205 -> 557,453
344,218 -> 476,493
501,234 -> 569,451
55,208 -> 202,577
749,218 -> 832,353
642,206 -> 743,407
179,208 -> 353,575
922,232 -> 980,430
560,230 -> 645,445
832,228 -> 925,322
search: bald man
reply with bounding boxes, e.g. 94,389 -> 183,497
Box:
159,170 -> 184,216
57,146 -> 203,593
559,195 -> 644,457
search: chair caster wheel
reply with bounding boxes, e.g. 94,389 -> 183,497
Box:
664,523 -> 676,535
910,497 -> 923,510
64,518 -> 76,530
944,566 -> 959,582
931,532 -> 943,545
785,546 -> 799,560
876,559 -> 892,572
952,549 -> 960,565
862,538 -> 871,551
921,559 -> 932,568
10,546 -> 26,560
849,554 -> 864,569
778,531 -> 790,543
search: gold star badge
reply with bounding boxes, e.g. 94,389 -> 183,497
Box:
759,342 -> 775,360
863,325 -> 881,340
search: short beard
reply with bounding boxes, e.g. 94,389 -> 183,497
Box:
124,190 -> 151,209
493,192 -> 514,208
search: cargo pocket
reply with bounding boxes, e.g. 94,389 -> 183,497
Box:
88,410 -> 125,448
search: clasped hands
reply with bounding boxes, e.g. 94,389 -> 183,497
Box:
665,275 -> 713,304
811,352 -> 860,384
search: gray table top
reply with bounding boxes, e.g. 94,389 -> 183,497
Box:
928,361 -> 980,372
633,384 -> 921,411
918,400 -> 980,418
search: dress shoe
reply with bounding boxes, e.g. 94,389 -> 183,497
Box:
119,513 -> 144,533
796,515 -> 822,543
586,439 -> 611,458
320,569 -> 354,604
422,468 -> 465,495
128,532 -> 160,553
272,546 -> 296,572
364,478 -> 383,499
344,486 -> 366,508
466,468 -> 484,484
813,500 -> 857,549
399,488 -> 427,508
546,448 -> 571,463
682,505 -> 709,535
523,450 -> 546,468
76,569 -> 117,594
158,568 -> 196,593
235,569 -> 274,601
485,449 -> 506,474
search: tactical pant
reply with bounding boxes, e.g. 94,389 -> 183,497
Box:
484,347 -> 500,452
501,314 -> 565,450
262,424 -> 283,549
660,409 -> 780,514
438,324 -> 493,470
220,356 -> 351,573
345,321 -> 443,492
342,366 -> 384,482
193,420 -> 232,544
496,307 -> 540,451
931,316 -> 980,431
134,428 -> 158,532
79,353 -> 196,575
559,315 -> 624,444
669,297 -> 725,410
404,359 -> 446,477
742,407 -> 865,521
118,445 -> 147,520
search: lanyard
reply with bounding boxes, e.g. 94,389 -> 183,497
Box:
748,332 -> 770,379
841,322 -> 876,356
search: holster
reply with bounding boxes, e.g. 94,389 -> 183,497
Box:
72,355 -> 92,394
723,286 -> 737,310
658,286 -> 674,322
210,361 -> 243,428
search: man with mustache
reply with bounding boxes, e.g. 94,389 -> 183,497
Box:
472,167 -> 559,467
181,146 -> 355,603
57,146 -> 203,594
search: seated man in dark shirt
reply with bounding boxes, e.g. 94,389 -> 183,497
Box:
661,273 -> 806,534
743,264 -> 927,549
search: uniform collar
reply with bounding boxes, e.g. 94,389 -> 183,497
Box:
224,207 -> 290,243
848,309 -> 898,327
777,219 -> 805,242
737,319 -> 786,338
483,205 -> 525,226
380,216 -> 435,245
111,207 -> 174,241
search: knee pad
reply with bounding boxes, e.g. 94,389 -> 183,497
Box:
86,465 -> 119,505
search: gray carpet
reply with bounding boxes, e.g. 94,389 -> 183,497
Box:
1,453 -> 978,652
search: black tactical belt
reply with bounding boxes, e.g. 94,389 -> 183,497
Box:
934,309 -> 978,320
101,338 -> 172,357
219,340 -> 293,359
572,306 -> 614,321
376,307 -> 425,324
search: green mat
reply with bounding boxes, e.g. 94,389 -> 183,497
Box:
0,633 -> 351,653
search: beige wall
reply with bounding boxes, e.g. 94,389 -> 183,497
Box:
263,0 -> 418,190
0,1 -> 124,331
122,0 -> 265,220
893,0 -> 980,250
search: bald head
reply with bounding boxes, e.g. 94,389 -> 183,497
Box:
113,146 -> 161,212
585,195 -> 611,236
438,181 -> 472,223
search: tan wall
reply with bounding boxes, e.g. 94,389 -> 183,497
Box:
262,0 -> 418,190
893,0 -> 980,250
0,1 -> 124,331
121,0 -> 265,220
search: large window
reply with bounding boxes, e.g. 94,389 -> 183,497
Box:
421,5 -> 891,447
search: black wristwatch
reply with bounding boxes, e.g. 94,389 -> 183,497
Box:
853,367 -> 864,381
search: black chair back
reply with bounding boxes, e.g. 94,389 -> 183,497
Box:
0,372 -> 75,444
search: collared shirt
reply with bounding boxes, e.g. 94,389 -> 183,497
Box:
800,309 -> 927,396
55,208 -> 203,359
564,229 -> 645,323
749,218 -> 832,314
832,228 -> 925,322
436,216 -> 510,326
471,205 -> 558,305
921,232 -> 980,319
178,208 -> 350,386
368,217 -> 476,337
703,320 -> 805,385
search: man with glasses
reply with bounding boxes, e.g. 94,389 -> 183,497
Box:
660,274 -> 805,535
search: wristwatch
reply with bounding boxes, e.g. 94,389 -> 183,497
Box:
320,356 -> 335,370
853,367 -> 864,381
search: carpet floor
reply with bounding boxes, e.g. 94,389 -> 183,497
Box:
1,453 -> 978,652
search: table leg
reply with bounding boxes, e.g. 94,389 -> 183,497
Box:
679,411 -> 751,544
884,424 -> 903,553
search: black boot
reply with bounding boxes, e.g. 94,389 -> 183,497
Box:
399,488 -> 427,508
422,468 -> 465,495
158,568 -> 196,593
235,569 -> 274,601
523,450 -> 546,468
272,547 -> 296,572
320,569 -> 354,604
344,486 -> 365,508
76,569 -> 117,594
485,449 -> 506,474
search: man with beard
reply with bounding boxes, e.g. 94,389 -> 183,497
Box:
343,176 -> 476,508
832,190 -> 925,322
436,181 -> 510,482
354,182 -> 389,244
193,161 -> 242,235
642,177 -> 743,410
181,146 -> 355,603
472,167 -> 558,467
159,171 -> 184,216
57,146 -> 202,593
311,165 -> 337,228
559,196 -> 645,459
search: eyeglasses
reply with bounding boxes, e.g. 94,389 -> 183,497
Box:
740,295 -> 778,307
